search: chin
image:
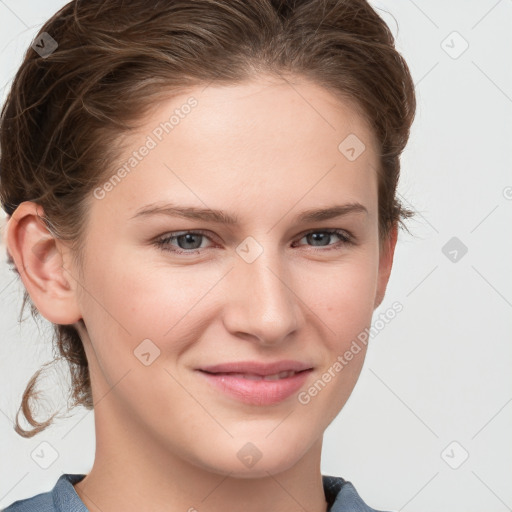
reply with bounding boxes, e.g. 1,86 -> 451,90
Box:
189,439 -> 312,479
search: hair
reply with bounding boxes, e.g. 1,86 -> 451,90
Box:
0,0 -> 416,437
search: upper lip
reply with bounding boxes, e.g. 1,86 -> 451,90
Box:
198,360 -> 313,376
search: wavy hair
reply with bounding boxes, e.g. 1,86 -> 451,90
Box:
0,0 -> 416,437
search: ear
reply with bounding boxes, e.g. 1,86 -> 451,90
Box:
374,223 -> 398,309
4,201 -> 82,325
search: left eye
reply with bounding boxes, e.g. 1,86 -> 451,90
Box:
154,229 -> 352,255
295,229 -> 352,249
155,231 -> 211,253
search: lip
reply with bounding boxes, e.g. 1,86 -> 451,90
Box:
196,360 -> 313,406
199,360 -> 313,376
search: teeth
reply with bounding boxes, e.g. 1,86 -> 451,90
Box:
217,371 -> 298,380
241,373 -> 263,380
263,370 -> 296,381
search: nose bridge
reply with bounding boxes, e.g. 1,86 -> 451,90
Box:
225,239 -> 300,344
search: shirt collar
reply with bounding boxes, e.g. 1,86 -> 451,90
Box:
53,473 -> 385,512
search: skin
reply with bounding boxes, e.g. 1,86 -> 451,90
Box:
5,74 -> 397,512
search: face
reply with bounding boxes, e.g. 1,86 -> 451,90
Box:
64,75 -> 394,477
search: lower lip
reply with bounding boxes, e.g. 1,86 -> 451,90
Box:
198,370 -> 312,405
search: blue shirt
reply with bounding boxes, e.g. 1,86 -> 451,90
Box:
2,473 -> 390,511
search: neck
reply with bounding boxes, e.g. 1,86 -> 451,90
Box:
73,397 -> 329,512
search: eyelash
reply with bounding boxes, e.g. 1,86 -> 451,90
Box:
153,229 -> 354,256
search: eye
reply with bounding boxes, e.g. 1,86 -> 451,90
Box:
154,230 -> 214,255
293,229 -> 353,251
154,228 -> 354,256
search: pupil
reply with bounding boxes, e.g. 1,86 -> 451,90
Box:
179,234 -> 201,249
309,232 -> 329,246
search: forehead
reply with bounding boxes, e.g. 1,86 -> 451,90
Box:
90,75 -> 379,225
147,75 -> 377,158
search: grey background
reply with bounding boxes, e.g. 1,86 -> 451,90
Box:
1,1 -> 511,511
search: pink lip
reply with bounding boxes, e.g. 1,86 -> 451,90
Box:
199,360 -> 312,376
196,360 -> 313,406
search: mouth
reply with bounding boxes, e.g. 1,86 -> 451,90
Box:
200,369 -> 307,380
196,363 -> 313,405
198,359 -> 313,376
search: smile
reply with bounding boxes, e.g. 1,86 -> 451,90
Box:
197,368 -> 312,405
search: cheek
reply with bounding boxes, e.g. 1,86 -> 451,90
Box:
79,236 -> 378,379
75,251 -> 207,419
82,243 -> 210,337
75,239 -> 379,465
294,262 -> 377,423
81,239 -> 379,351
299,253 -> 379,335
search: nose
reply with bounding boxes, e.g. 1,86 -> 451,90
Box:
221,243 -> 302,347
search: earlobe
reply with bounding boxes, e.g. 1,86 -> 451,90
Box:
374,224 -> 398,309
4,201 -> 82,325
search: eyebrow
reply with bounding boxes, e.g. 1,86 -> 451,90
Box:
130,202 -> 368,224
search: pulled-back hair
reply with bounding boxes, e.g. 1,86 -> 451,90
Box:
0,0 -> 416,437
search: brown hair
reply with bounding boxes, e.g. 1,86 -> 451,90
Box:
0,0 -> 416,437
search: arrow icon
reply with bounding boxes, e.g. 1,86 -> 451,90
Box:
237,442 -> 263,467
236,237 -> 263,263
442,237 -> 468,263
338,134 -> 365,161
440,31 -> 469,60
134,339 -> 161,365
441,440 -> 469,469
31,441 -> 59,469
31,32 -> 58,58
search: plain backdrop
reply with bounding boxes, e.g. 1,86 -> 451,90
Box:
0,1 -> 511,511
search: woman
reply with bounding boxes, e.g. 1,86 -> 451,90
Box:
0,0 -> 415,510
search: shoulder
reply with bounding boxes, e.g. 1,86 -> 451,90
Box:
322,475 -> 393,512
2,474 -> 87,512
